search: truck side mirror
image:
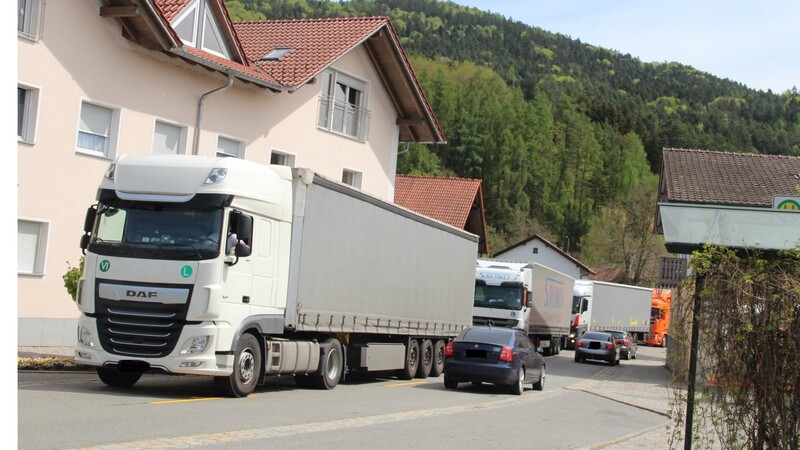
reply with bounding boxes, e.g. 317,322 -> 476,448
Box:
235,215 -> 253,257
80,206 -> 97,253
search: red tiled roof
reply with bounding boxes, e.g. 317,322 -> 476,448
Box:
394,175 -> 481,229
152,0 -> 189,21
183,46 -> 278,84
233,17 -> 389,87
661,148 -> 800,207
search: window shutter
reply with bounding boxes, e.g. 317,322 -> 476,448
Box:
80,103 -> 112,136
153,121 -> 181,154
18,220 -> 40,273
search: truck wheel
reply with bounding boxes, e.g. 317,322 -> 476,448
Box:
97,367 -> 141,388
214,333 -> 261,398
397,339 -> 420,380
429,340 -> 446,377
416,339 -> 433,379
314,338 -> 344,390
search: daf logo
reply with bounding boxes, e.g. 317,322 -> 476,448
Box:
126,290 -> 158,298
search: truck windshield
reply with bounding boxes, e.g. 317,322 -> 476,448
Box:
474,285 -> 523,310
89,201 -> 224,261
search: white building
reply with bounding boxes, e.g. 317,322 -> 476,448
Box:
491,234 -> 594,280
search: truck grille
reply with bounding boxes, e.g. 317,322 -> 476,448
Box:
94,280 -> 192,358
473,316 -> 517,327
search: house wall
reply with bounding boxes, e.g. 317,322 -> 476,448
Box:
493,239 -> 586,280
17,1 -> 401,344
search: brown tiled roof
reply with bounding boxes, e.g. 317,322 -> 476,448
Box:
234,17 -> 387,87
394,175 -> 481,228
152,0 -> 188,21
661,148 -> 800,207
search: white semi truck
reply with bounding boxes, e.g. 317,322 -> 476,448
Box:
74,154 -> 478,397
566,280 -> 653,348
472,260 -> 574,355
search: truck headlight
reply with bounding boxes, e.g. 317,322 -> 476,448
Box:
78,326 -> 95,347
180,336 -> 211,354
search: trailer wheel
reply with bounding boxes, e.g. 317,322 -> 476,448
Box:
416,339 -> 433,379
214,333 -> 261,398
397,339 -> 420,380
97,368 -> 141,388
429,340 -> 446,377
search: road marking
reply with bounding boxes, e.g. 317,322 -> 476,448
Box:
385,380 -> 428,388
150,397 -> 226,405
74,390 -> 563,449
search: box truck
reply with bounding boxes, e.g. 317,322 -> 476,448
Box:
567,280 -> 653,348
74,154 -> 478,397
472,260 -> 574,355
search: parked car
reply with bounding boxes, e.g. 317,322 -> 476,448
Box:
604,330 -> 637,360
443,326 -> 545,395
574,331 -> 620,365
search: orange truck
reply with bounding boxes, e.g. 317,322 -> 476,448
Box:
645,290 -> 671,347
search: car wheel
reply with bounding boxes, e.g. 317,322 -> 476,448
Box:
509,367 -> 525,395
574,353 -> 581,363
632,348 -> 637,359
532,365 -> 545,391
608,355 -> 616,366
623,351 -> 629,360
444,375 -> 459,390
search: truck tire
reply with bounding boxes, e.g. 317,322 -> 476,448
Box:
429,340 -> 446,377
97,367 -> 141,388
416,339 -> 433,379
317,338 -> 344,389
397,339 -> 420,380
214,333 -> 262,398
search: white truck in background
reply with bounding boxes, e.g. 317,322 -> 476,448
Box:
472,260 -> 574,355
567,280 -> 653,348
74,154 -> 478,397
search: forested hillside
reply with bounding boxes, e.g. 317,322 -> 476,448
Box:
225,0 -> 800,284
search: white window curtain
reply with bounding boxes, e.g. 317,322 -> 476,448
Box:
78,102 -> 112,154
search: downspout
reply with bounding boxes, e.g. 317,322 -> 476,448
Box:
192,74 -> 234,155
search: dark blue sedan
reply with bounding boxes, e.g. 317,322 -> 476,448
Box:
443,326 -> 545,395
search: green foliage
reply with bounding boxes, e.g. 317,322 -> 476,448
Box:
63,256 -> 84,302
668,247 -> 800,448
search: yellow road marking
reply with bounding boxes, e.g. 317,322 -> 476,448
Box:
385,380 -> 427,388
150,397 -> 226,405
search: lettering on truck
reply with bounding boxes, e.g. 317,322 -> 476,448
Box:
479,272 -> 512,281
544,278 -> 565,308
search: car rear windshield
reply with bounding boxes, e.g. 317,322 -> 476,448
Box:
582,332 -> 611,341
458,328 -> 512,346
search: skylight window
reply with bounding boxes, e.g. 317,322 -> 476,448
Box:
261,47 -> 293,61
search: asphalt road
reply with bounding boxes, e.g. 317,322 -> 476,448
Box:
18,346 -> 673,450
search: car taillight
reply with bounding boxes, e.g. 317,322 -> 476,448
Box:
622,339 -> 629,346
445,342 -> 454,357
499,346 -> 513,362
576,341 -> 584,348
606,343 -> 614,350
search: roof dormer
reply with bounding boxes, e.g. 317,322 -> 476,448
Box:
171,0 -> 232,59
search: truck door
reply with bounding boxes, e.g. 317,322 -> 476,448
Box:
250,217 -> 277,310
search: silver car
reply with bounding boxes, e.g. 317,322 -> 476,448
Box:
574,331 -> 620,365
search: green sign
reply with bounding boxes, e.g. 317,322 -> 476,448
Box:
99,260 -> 110,272
180,265 -> 193,278
776,199 -> 800,211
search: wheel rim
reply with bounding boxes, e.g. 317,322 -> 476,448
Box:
517,367 -> 524,391
409,345 -> 418,372
238,348 -> 255,384
540,367 -> 545,388
325,348 -> 341,380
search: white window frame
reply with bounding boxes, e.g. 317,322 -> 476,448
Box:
269,148 -> 296,167
317,69 -> 370,141
172,0 -> 232,59
216,135 -> 245,158
341,168 -> 363,189
152,119 -> 187,155
18,82 -> 40,144
18,0 -> 44,41
18,217 -> 50,276
75,99 -> 121,159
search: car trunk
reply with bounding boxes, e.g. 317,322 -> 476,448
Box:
452,342 -> 503,363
